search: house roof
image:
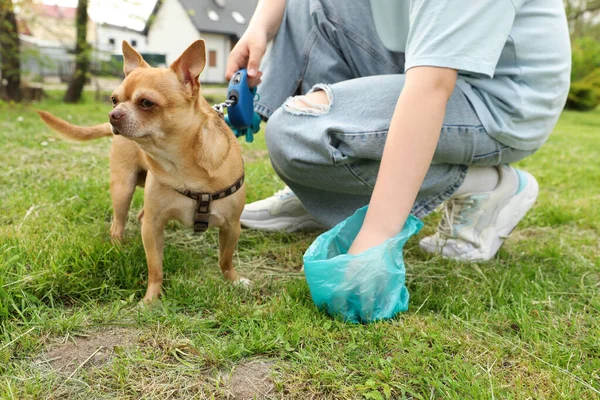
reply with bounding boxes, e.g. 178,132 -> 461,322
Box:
37,4 -> 77,19
146,0 -> 258,37
98,22 -> 145,34
180,0 -> 257,37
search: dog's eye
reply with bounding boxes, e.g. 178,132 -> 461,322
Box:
111,97 -> 118,106
140,99 -> 154,109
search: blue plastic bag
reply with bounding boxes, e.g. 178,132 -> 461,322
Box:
303,206 -> 423,323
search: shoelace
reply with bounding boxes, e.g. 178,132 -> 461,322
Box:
438,197 -> 477,238
275,186 -> 294,199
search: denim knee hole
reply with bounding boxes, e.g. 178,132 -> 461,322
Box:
283,83 -> 333,116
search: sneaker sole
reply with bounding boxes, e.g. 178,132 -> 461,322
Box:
458,171 -> 539,261
240,214 -> 325,233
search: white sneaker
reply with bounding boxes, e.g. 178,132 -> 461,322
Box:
419,166 -> 539,261
240,186 -> 326,232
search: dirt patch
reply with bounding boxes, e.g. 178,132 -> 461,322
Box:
226,359 -> 276,399
39,327 -> 140,374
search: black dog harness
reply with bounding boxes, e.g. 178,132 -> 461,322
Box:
172,102 -> 245,234
175,173 -> 244,233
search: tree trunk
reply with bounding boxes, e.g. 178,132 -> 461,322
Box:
0,0 -> 22,102
63,0 -> 89,103
565,0 -> 600,38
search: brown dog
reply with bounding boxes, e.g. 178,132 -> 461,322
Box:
38,40 -> 248,302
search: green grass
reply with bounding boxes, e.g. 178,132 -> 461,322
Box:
1,91 -> 599,399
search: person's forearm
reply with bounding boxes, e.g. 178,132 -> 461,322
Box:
349,67 -> 457,254
247,0 -> 286,40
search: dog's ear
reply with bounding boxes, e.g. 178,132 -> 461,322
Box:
122,41 -> 150,76
170,40 -> 206,95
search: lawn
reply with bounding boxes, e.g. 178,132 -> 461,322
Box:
0,91 -> 599,399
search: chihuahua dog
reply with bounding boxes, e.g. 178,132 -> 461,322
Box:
38,40 -> 247,302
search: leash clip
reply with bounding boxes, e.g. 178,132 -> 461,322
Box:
212,99 -> 235,119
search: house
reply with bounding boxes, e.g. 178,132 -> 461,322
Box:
95,23 -> 149,55
16,4 -> 105,80
145,0 -> 257,83
16,4 -> 164,80
18,4 -> 95,47
18,2 -> 152,53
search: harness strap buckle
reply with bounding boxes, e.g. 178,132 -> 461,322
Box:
193,211 -> 210,233
174,172 -> 245,234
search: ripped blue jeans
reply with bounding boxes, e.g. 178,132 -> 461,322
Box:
255,0 -> 535,228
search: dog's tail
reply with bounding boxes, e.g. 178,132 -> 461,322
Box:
36,110 -> 112,142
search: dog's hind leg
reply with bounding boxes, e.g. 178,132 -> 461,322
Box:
219,222 -> 249,286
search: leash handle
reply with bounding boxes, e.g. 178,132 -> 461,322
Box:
224,69 -> 261,143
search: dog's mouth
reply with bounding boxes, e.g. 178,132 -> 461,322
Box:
111,125 -> 152,140
111,125 -> 121,135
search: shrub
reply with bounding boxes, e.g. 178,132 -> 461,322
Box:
566,81 -> 600,111
566,45 -> 600,111
571,37 -> 600,81
581,68 -> 600,86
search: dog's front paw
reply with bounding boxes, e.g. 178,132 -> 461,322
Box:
142,284 -> 162,304
137,298 -> 163,311
110,225 -> 124,243
234,277 -> 252,288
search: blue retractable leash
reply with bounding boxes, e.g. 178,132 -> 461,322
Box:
212,69 -> 261,143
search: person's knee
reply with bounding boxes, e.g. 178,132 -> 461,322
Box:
266,85 -> 335,181
283,88 -> 332,116
265,86 -> 333,164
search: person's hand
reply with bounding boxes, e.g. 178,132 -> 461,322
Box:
225,28 -> 268,87
348,226 -> 394,255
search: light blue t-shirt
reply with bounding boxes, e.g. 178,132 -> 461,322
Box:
371,0 -> 571,151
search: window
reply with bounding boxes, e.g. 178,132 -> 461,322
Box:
108,38 -> 115,45
131,39 -> 137,47
209,50 -> 217,67
231,11 -> 245,24
207,9 -> 219,21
